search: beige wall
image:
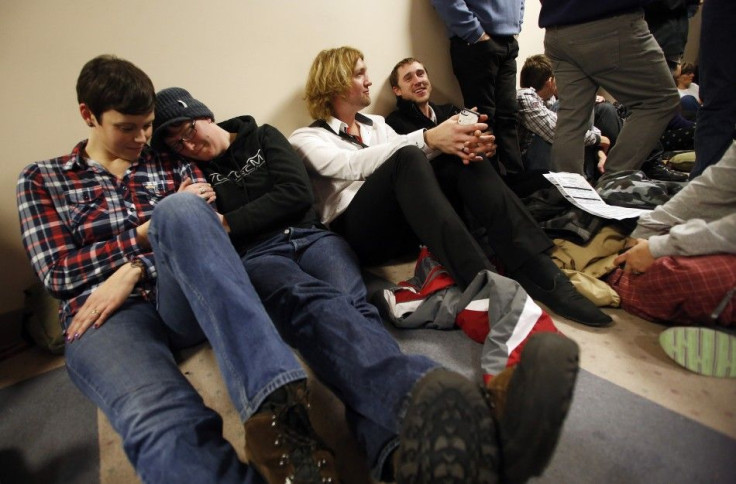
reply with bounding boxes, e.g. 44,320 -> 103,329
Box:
0,1 -> 547,314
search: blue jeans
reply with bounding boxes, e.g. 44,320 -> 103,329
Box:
64,193 -> 306,484
242,227 -> 438,477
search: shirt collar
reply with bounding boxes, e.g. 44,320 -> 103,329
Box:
63,139 -> 153,172
325,112 -> 374,134
427,105 -> 437,124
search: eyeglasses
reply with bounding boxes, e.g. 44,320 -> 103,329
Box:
171,119 -> 197,153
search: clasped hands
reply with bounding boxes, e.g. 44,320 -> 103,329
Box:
426,110 -> 497,164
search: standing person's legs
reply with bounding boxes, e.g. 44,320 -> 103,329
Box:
590,13 -> 680,172
547,12 -> 679,174
450,36 -> 500,124
692,0 -> 736,179
493,37 -> 524,174
331,146 -> 493,289
450,36 -> 523,174
64,302 -> 260,484
545,30 -> 600,175
243,228 -> 439,478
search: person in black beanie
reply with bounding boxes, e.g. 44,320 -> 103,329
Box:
152,86 -> 582,484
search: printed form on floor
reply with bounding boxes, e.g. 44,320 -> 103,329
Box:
544,172 -> 652,220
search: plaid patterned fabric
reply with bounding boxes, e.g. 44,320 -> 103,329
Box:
16,141 -> 203,328
606,254 -> 736,327
516,87 -> 600,153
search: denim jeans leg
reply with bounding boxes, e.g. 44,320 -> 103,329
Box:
244,229 -> 438,476
149,193 -> 307,421
64,301 -> 261,484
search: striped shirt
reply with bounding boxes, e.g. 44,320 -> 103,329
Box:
16,140 -> 203,328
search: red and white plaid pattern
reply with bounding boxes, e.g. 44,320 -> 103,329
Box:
607,254 -> 736,327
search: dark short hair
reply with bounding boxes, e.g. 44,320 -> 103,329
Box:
76,55 -> 155,122
520,54 -> 553,91
680,62 -> 696,76
389,57 -> 424,89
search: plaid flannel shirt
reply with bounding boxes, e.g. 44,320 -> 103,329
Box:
16,140 -> 204,328
516,87 -> 600,154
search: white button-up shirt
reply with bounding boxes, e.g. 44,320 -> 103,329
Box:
289,113 -> 433,224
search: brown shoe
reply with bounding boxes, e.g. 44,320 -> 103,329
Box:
484,333 -> 580,484
244,380 -> 339,484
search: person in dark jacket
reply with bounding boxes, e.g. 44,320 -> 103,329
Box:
152,87 -> 582,484
386,58 -> 612,327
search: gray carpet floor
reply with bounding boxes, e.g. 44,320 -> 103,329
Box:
2,346 -> 735,484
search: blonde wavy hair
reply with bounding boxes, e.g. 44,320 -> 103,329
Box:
305,46 -> 364,120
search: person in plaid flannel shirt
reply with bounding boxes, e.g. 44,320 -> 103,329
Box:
16,55 -> 342,484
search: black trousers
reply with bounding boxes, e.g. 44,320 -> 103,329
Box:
331,146 -> 492,289
331,146 -> 552,289
431,154 -> 553,273
450,35 -> 523,175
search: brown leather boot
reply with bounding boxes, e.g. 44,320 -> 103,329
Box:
483,333 -> 580,484
244,380 -> 339,484
484,365 -> 516,420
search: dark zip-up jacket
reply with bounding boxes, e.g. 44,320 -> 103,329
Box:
385,97 -> 460,135
199,116 -> 319,254
539,0 -> 650,28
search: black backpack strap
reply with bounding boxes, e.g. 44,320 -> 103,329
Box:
310,119 -> 368,148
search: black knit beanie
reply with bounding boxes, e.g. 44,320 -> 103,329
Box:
151,87 -> 214,151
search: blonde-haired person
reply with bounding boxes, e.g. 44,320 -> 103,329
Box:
304,46 -> 364,120
290,46 -> 611,327
291,47 -> 496,289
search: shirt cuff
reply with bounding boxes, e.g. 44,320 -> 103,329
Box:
407,129 -> 427,150
646,235 -> 668,258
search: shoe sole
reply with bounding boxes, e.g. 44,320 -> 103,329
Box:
501,333 -> 580,484
659,327 -> 736,378
396,369 -> 499,484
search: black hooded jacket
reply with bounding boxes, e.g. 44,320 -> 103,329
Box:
198,116 -> 320,254
385,97 -> 460,134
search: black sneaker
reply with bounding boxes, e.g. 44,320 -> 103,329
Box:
395,369 -> 500,484
243,380 -> 339,484
641,159 -> 688,182
485,333 -> 580,484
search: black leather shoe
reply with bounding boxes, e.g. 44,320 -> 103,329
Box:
641,159 -> 688,182
513,271 -> 613,327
